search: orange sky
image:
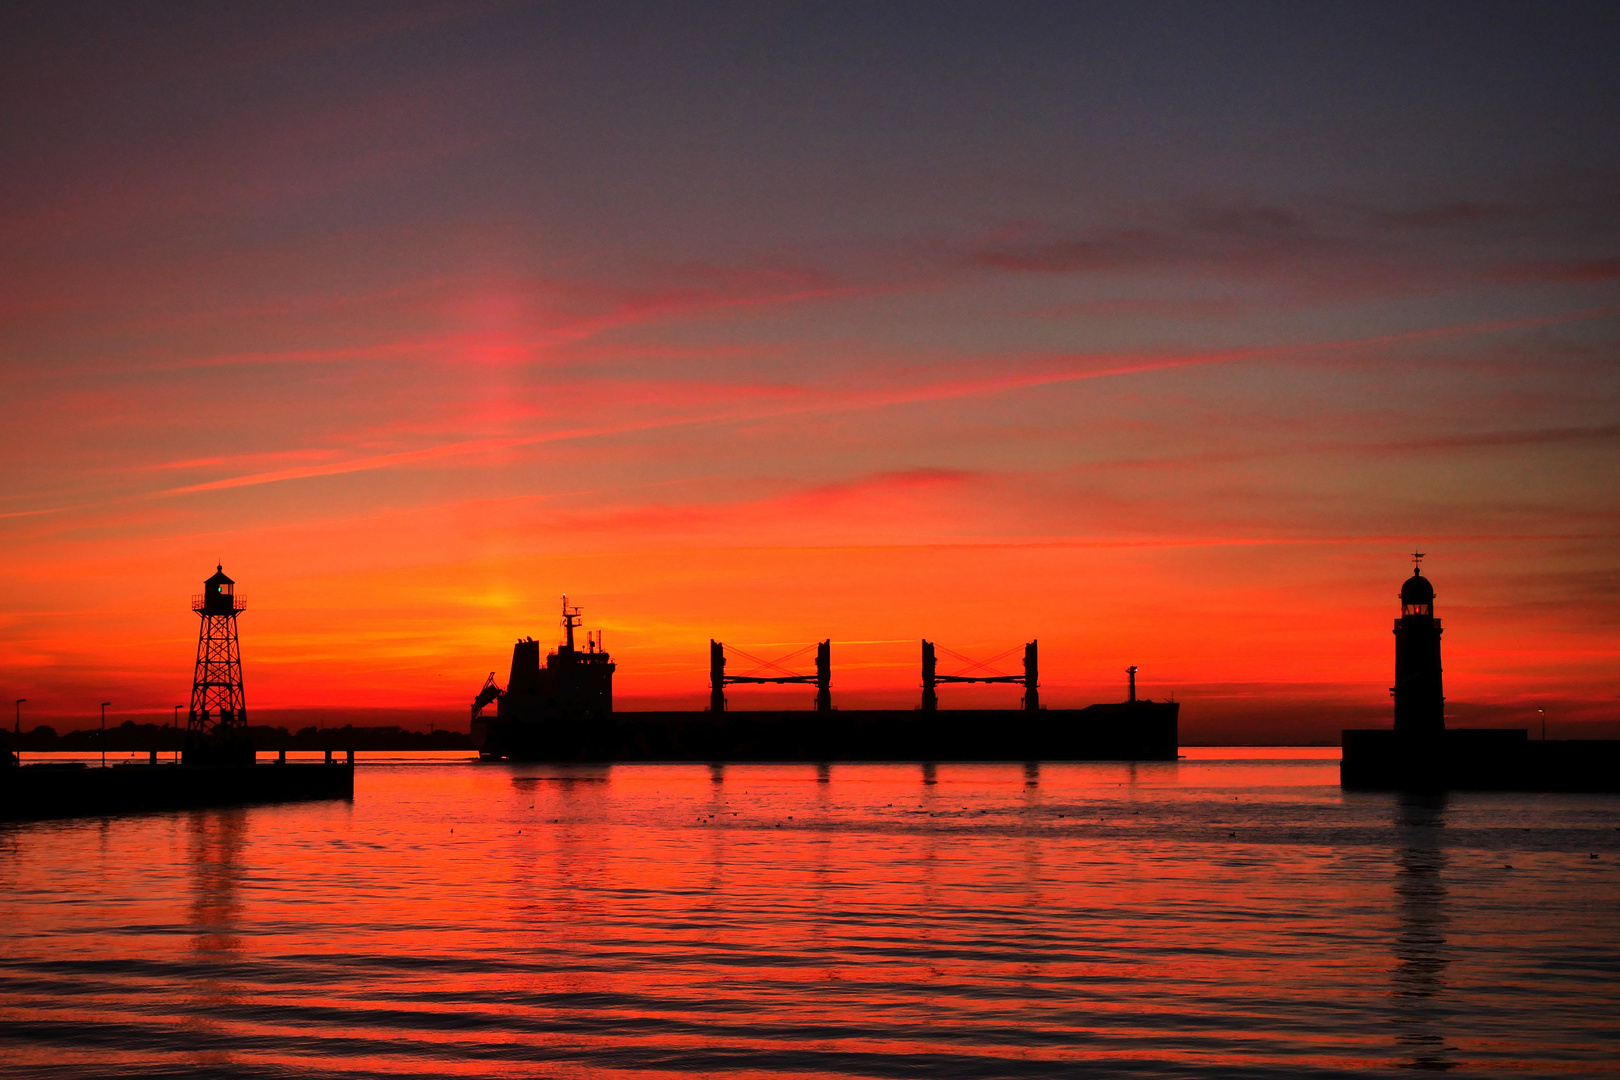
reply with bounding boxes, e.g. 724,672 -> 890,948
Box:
2,6 -> 1617,738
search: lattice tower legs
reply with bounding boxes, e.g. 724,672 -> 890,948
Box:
188,612 -> 246,736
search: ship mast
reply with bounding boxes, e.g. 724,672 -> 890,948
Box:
562,595 -> 583,651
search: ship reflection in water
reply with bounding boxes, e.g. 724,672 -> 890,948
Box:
1,752 -> 1616,1078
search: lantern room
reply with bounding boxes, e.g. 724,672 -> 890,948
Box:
1400,567 -> 1434,617
196,565 -> 241,615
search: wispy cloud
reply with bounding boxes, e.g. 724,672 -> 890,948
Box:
963,193 -> 1620,302
965,203 -> 1366,282
1020,297 -> 1248,320
1500,258 -> 1620,283
7,301 -> 1612,519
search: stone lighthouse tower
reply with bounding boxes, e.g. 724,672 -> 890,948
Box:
1392,555 -> 1444,737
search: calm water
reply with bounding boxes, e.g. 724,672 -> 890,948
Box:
2,750 -> 1617,1079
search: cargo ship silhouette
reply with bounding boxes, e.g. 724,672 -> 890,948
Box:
470,599 -> 1178,762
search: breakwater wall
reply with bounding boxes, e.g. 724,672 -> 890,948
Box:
1,762 -> 355,821
1341,729 -> 1620,791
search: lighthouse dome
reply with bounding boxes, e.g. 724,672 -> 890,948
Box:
1400,572 -> 1434,604
1400,568 -> 1435,616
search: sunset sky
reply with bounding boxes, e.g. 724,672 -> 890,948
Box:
3,2 -> 1617,739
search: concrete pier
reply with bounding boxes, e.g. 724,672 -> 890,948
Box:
1,762 -> 355,821
1341,729 -> 1620,792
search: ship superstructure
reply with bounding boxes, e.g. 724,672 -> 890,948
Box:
472,597 -> 615,759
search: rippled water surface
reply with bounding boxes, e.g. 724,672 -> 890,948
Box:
2,750 -> 1618,1078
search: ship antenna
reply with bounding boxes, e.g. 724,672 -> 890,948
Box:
562,594 -> 582,650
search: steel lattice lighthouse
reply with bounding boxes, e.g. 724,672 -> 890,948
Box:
186,565 -> 250,764
4,563 -> 359,820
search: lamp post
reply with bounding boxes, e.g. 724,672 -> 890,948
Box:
101,702 -> 111,768
14,698 -> 23,736
174,705 -> 183,763
1539,707 -> 1546,742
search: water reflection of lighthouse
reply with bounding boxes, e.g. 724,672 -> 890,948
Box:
1389,794 -> 1454,1071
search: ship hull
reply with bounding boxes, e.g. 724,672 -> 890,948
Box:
477,702 -> 1178,762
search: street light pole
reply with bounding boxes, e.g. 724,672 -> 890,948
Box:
1539,707 -> 1546,742
174,705 -> 183,763
101,702 -> 111,768
14,698 -> 23,736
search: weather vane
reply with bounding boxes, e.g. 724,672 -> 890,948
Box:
1412,551 -> 1425,574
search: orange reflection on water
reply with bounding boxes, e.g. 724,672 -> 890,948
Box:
0,755 -> 1616,1077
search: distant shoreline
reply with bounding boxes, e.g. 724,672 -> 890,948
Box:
3,723 -> 473,753
6,723 -> 1553,755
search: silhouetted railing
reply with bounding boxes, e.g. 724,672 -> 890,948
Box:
192,594 -> 247,613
